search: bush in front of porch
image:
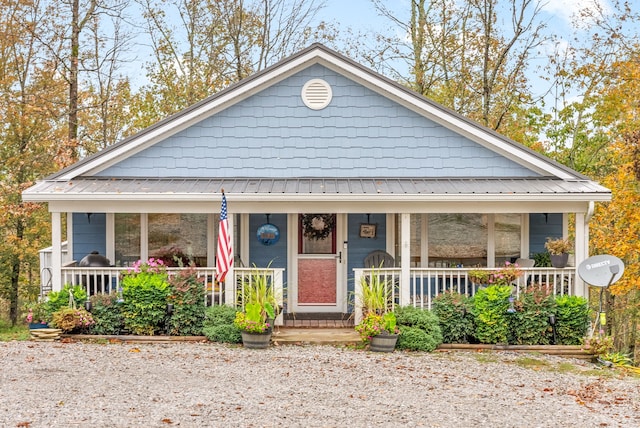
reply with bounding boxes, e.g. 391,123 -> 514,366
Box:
432,288 -> 590,346
166,267 -> 206,336
120,259 -> 171,335
202,305 -> 242,343
394,306 -> 443,352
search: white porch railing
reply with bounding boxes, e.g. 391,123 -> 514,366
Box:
59,266 -> 284,317
353,267 -> 576,324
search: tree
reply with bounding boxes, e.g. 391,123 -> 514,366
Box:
30,0 -> 135,158
369,0 -> 548,142
132,0 -> 326,127
0,0 -> 68,325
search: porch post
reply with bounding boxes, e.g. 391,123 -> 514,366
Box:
51,212 -> 62,292
224,214 -> 236,306
574,209 -> 588,297
400,213 -> 411,306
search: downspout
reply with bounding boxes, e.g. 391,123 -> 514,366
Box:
585,200 -> 595,223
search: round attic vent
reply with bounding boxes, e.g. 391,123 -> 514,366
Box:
301,79 -> 332,110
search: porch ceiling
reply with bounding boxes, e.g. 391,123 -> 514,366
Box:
23,177 -> 611,203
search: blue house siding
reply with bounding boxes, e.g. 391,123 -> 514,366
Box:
247,214 -> 288,272
97,64 -> 537,179
529,213 -> 563,256
72,213 -> 107,262
346,213 -> 388,306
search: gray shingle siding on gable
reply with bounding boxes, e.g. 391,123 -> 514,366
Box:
96,64 -> 538,179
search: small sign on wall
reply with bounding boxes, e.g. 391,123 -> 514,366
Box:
359,223 -> 377,238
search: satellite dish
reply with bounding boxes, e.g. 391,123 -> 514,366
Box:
578,254 -> 624,287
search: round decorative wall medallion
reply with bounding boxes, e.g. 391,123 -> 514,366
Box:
257,223 -> 280,246
301,79 -> 332,110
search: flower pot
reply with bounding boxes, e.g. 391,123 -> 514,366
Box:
28,322 -> 49,330
550,253 -> 569,268
369,333 -> 398,352
241,331 -> 272,349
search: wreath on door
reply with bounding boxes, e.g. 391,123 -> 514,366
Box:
301,214 -> 336,240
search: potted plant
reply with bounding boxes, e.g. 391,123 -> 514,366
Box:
25,301 -> 49,329
237,263 -> 281,332
355,265 -> 400,352
357,263 -> 394,316
50,307 -> 95,333
355,311 -> 400,352
234,302 -> 274,349
468,269 -> 490,287
545,237 -> 572,268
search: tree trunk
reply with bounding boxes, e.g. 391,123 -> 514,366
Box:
9,220 -> 24,326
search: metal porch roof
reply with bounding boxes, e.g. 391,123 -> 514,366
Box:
22,177 -> 612,202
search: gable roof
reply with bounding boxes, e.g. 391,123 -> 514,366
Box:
22,43 -> 610,206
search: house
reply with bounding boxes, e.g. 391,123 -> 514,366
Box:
22,44 -> 611,323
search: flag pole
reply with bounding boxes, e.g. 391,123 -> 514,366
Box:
216,189 -> 233,306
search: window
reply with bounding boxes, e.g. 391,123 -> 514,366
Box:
428,214 -> 488,267
114,213 -> 140,267
495,214 -> 521,265
148,214 -> 208,266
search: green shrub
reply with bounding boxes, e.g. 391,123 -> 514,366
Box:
509,287 -> 555,345
471,285 -> 512,344
394,306 -> 442,351
396,326 -> 441,352
45,284 -> 87,317
88,293 -> 124,335
167,268 -> 206,336
202,305 -> 241,343
432,291 -> 473,343
121,261 -> 170,335
555,295 -> 590,345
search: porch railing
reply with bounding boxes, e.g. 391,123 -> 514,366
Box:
353,267 -> 576,324
59,266 -> 284,324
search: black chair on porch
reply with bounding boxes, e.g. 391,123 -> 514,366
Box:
363,250 -> 395,268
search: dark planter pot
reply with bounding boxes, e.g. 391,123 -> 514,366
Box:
29,322 -> 49,329
550,253 -> 569,268
241,331 -> 272,349
370,333 -> 399,352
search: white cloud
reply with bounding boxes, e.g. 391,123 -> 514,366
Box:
541,0 -> 613,29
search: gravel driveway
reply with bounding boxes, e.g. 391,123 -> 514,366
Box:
1,340 -> 639,427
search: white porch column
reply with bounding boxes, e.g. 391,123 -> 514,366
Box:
400,213 -> 411,306
574,209 -> 588,297
51,212 -> 62,292
223,213 -> 236,306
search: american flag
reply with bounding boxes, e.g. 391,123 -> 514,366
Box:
216,192 -> 233,282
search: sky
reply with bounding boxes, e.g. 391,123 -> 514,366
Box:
320,0 -> 610,32
314,0 -> 616,100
